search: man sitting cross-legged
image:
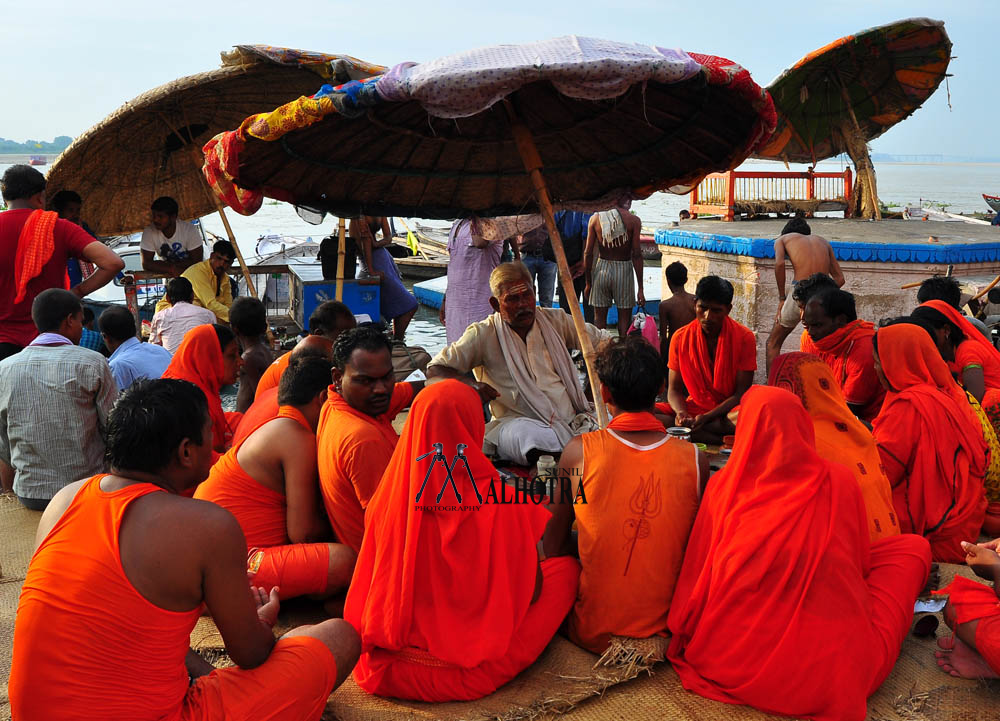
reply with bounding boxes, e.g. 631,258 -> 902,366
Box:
545,336 -> 708,655
428,261 -> 611,465
667,275 -> 755,444
196,356 -> 356,603
9,378 -> 359,721
934,538 -> 1000,680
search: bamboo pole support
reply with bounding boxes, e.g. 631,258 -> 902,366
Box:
336,217 -> 347,302
504,101 -> 608,427
837,82 -> 881,220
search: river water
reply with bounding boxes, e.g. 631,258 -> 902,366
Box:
4,158 -> 999,356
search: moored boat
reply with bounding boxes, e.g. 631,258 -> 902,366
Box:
984,194 -> 1000,214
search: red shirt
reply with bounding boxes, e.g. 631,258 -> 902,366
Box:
0,209 -> 95,346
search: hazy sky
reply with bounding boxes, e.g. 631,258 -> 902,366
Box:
0,1 -> 990,156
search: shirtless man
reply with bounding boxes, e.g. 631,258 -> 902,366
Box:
658,261 -> 696,373
584,206 -> 645,337
765,217 -> 845,372
9,378 -> 359,720
231,297 -> 272,412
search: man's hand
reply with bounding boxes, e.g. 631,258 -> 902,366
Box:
637,291 -> 646,307
570,261 -> 585,279
962,541 -> 1000,582
252,585 -> 280,628
691,413 -> 710,431
467,380 -> 500,405
583,283 -> 592,301
438,298 -> 446,325
675,411 -> 695,428
980,538 -> 1000,551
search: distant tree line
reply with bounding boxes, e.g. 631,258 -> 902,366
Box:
0,136 -> 73,154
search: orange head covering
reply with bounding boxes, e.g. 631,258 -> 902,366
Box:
770,352 -> 898,542
874,322 -> 986,477
920,299 -> 1000,371
344,379 -> 549,668
667,386 -> 878,720
162,324 -> 230,451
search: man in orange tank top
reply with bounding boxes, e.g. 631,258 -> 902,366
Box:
545,337 -> 708,654
10,378 -> 359,721
254,301 -> 356,401
196,356 -> 356,605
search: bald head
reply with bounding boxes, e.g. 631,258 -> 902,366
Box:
290,334 -> 334,361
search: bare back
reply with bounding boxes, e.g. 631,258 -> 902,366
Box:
592,210 -> 642,262
775,232 -> 841,281
659,292 -> 696,341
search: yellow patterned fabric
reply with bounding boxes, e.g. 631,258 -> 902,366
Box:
967,391 -> 1000,502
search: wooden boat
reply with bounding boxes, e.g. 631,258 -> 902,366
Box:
984,194 -> 1000,214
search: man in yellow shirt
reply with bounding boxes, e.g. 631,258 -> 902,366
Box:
155,240 -> 235,323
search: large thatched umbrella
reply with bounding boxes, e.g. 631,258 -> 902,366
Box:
46,46 -> 385,292
756,18 -> 952,219
203,36 -> 776,424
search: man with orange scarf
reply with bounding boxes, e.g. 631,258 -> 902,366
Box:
667,275 -> 755,443
162,324 -> 243,455
195,356 -> 355,603
667,386 -> 931,721
770,352 -> 899,542
872,323 -> 988,563
344,380 -> 580,701
800,288 -> 884,423
1,165 -> 123,360
545,337 -> 706,654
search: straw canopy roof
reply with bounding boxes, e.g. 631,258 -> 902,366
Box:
46,49 -> 383,235
756,17 -> 952,165
203,37 -> 776,219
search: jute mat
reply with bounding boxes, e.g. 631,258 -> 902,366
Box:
0,492 -> 43,721
2,486 -> 998,721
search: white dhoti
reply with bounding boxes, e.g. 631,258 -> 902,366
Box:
484,412 -> 599,465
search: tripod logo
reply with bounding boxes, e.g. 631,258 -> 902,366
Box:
414,442 -> 483,504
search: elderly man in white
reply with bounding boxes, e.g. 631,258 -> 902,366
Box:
427,262 -> 610,465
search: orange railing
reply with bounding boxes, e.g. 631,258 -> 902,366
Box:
689,169 -> 853,221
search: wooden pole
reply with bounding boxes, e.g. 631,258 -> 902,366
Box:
504,101 -> 609,428
335,217 -> 347,302
837,82 -> 881,220
180,144 -> 258,297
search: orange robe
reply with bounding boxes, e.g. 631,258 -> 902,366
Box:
162,324 -> 242,452
800,320 -> 885,422
667,387 -> 931,721
232,386 -> 279,448
667,316 -> 755,416
317,382 -> 414,552
872,324 -> 987,562
770,352 -> 899,542
255,352 -> 290,401
934,576 -> 1000,674
195,406 -> 329,599
10,475 -> 338,721
569,412 -> 699,653
344,380 -> 580,702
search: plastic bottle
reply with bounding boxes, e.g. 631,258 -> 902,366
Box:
535,455 -> 558,497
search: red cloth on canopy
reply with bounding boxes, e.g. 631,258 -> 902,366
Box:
872,324 -> 987,562
162,324 -> 235,453
667,386 -> 931,721
343,379 -> 578,701
667,316 -> 756,416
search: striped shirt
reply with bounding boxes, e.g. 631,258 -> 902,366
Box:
0,345 -> 117,500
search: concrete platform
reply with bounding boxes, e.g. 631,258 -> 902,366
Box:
655,218 -> 1000,380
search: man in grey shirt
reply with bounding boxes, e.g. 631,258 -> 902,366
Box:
0,289 -> 117,510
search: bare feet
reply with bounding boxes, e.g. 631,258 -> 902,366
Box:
935,635 -> 1000,679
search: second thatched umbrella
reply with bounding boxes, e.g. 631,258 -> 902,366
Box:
46,46 -> 386,293
203,36 -> 776,424
756,17 -> 952,219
